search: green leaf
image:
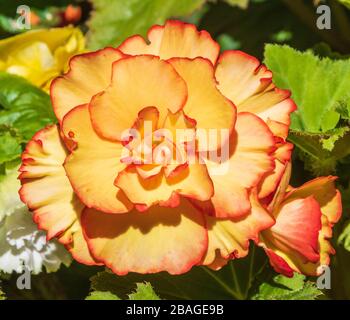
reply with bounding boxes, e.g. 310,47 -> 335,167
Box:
338,0 -> 350,9
264,44 -> 350,132
216,34 -> 241,51
0,126 -> 23,165
0,72 -> 56,141
90,245 -> 267,300
86,291 -> 121,300
252,273 -> 322,300
335,99 -> 350,120
128,282 -> 160,300
0,288 -> 5,300
339,221 -> 350,251
0,160 -> 23,222
224,0 -> 250,9
87,279 -> 159,300
87,0 -> 206,50
288,129 -> 350,175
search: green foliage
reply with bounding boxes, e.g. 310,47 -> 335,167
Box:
128,283 -> 161,300
87,277 -> 160,300
86,291 -> 120,300
87,0 -> 206,50
0,283 -> 5,300
89,246 -> 268,300
252,273 -> 322,300
200,0 -> 321,59
339,0 -> 350,9
0,126 -> 23,165
88,246 -> 321,300
288,129 -> 350,175
265,44 -> 350,174
264,44 -> 350,133
339,221 -> 350,251
0,72 -> 56,140
0,73 -> 56,165
224,0 -> 250,9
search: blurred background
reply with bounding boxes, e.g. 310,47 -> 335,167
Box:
1,0 -> 350,58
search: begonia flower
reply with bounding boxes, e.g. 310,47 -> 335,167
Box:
258,165 -> 342,277
19,21 -> 296,275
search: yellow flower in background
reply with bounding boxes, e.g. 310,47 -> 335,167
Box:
0,26 -> 85,91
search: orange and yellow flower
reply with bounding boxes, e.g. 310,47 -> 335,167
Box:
19,21 -> 323,275
258,165 -> 342,277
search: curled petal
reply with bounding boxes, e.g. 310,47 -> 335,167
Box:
115,162 -> 214,210
51,47 -> 124,122
215,50 -> 296,139
62,104 -> 132,214
82,198 -> 208,275
89,55 -> 187,141
196,112 -> 275,218
169,57 -> 236,151
202,191 -> 275,269
119,20 -> 220,65
19,125 -> 98,265
261,196 -> 322,266
285,176 -> 342,224
258,142 -> 294,199
260,177 -> 342,276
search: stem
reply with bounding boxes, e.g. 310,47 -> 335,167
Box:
201,267 -> 243,300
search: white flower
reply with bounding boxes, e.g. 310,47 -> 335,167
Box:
0,164 -> 72,274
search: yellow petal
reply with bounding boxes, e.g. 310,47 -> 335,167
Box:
62,104 -> 132,214
115,163 -> 213,210
0,27 -> 84,89
169,57 -> 236,151
215,50 -> 296,139
19,125 -> 98,265
285,176 -> 342,224
82,198 -> 207,275
89,55 -> 188,141
198,112 -> 275,218
62,221 -> 102,266
119,20 -> 220,65
202,191 -> 274,268
51,47 -> 124,122
258,142 -> 293,199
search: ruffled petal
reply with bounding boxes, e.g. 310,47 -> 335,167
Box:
119,20 -> 220,65
62,104 -> 132,214
285,176 -> 342,224
215,50 -> 296,139
169,57 -> 236,151
115,163 -> 214,210
19,125 -> 99,265
89,55 -> 187,141
258,142 -> 293,199
195,112 -> 275,218
202,191 -> 274,269
82,198 -> 208,275
259,173 -> 342,277
51,47 -> 124,122
61,222 -> 101,266
261,196 -> 322,265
